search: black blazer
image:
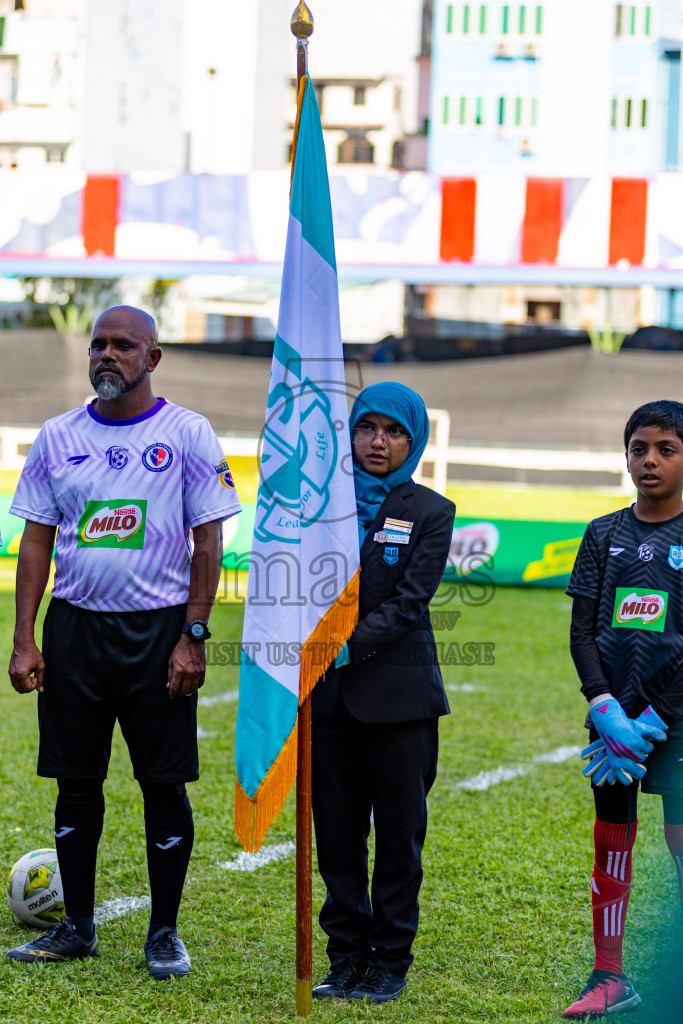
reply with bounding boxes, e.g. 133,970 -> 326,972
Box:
312,480 -> 455,724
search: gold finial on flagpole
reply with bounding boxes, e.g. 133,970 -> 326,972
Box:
291,1 -> 314,39
291,2 -> 314,85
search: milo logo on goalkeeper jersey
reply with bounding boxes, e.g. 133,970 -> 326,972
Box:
77,500 -> 147,548
612,587 -> 668,631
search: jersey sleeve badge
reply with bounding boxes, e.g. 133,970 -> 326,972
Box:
214,457 -> 235,489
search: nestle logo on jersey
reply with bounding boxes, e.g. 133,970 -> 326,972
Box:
612,587 -> 668,632
77,500 -> 147,549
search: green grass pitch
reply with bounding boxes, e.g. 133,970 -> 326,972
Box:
0,587 -> 680,1023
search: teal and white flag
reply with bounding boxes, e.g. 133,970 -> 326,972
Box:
235,77 -> 360,852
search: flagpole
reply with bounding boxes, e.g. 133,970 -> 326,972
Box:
291,5 -> 315,1017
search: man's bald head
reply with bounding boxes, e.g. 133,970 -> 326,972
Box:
92,305 -> 159,351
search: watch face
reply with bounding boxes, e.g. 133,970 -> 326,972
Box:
189,622 -> 206,639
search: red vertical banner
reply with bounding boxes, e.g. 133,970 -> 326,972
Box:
440,177 -> 477,262
609,178 -> 648,265
522,179 -> 563,263
81,175 -> 120,256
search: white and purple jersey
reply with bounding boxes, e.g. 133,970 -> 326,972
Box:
10,398 -> 241,612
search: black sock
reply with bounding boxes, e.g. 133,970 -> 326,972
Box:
55,777 -> 104,940
140,782 -> 194,938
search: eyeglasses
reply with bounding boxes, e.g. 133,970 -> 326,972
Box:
351,425 -> 412,452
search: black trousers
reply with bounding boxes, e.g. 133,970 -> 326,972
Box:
311,707 -> 439,977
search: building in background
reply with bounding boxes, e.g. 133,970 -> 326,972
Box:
425,0 -> 683,336
0,0 -> 83,170
0,0 -> 424,343
1,0 -> 683,349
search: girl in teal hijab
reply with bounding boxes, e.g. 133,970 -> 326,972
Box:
312,379 -> 455,1003
349,381 -> 431,538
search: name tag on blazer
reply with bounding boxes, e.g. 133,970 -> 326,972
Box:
374,530 -> 410,545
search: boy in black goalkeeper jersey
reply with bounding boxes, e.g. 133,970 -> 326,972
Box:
563,400 -> 683,1019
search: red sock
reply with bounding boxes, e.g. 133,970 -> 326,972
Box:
591,818 -> 638,975
664,822 -> 683,905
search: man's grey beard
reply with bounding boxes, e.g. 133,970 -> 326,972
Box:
91,364 -> 148,400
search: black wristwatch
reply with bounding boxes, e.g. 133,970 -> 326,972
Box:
182,620 -> 211,641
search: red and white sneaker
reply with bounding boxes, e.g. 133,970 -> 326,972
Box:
564,970 -> 641,1018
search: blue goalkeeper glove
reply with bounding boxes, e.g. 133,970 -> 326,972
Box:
584,695 -> 653,785
632,704 -> 668,743
580,739 -> 644,786
582,703 -> 669,786
581,739 -> 611,784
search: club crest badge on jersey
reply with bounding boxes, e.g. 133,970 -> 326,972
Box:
106,445 -> 129,470
214,457 -> 235,489
638,543 -> 654,562
142,443 -> 173,473
383,546 -> 399,566
669,545 -> 683,570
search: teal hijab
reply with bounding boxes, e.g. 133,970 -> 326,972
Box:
350,381 -> 430,539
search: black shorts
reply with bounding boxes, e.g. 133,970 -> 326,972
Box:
38,598 -> 199,783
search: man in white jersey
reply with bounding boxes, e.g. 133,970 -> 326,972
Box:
6,306 -> 240,980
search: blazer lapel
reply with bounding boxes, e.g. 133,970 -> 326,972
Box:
360,480 -> 415,566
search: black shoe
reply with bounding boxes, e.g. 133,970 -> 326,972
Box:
348,965 -> 407,1003
144,929 -> 191,981
6,918 -> 98,963
312,959 -> 367,999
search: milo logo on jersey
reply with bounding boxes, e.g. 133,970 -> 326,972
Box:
612,587 -> 668,632
77,500 -> 147,549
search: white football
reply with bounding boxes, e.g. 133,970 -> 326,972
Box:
6,849 -> 65,929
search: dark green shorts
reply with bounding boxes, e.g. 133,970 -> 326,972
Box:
641,718 -> 683,796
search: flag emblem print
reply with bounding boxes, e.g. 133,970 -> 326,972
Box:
234,77 -> 360,852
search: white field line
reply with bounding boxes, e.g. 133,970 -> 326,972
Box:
94,896 -> 151,923
198,691 -> 239,707
196,727 -> 216,739
91,749 -> 578,921
457,745 -> 581,792
92,843 -> 296,922
446,684 -> 485,693
219,841 -> 295,873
